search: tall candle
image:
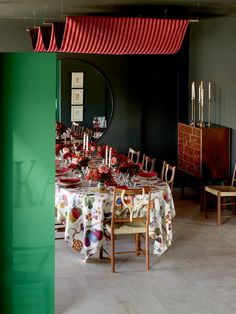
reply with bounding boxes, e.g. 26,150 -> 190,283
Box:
191,82 -> 195,100
108,147 -> 112,167
105,146 -> 108,165
198,85 -> 201,121
198,85 -> 201,103
208,82 -> 211,100
83,133 -> 86,150
86,134 -> 89,151
201,87 -> 204,106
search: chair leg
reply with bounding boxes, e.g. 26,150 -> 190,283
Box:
204,189 -> 207,219
135,234 -> 141,256
146,230 -> 149,271
217,193 -> 221,226
111,232 -> 115,272
98,246 -> 103,259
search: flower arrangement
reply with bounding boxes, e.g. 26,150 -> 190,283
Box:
56,121 -> 68,138
61,147 -> 72,160
118,160 -> 140,177
96,145 -> 106,158
95,145 -> 118,160
86,165 -> 114,184
104,150 -> 140,176
68,155 -> 90,171
55,143 -> 64,156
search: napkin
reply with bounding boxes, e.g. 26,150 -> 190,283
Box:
115,185 -> 128,190
138,170 -> 157,178
59,178 -> 81,184
56,168 -> 68,173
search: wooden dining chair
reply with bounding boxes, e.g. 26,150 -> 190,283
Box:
105,187 -> 151,272
127,147 -> 140,164
71,122 -> 79,133
204,162 -> 236,226
161,161 -> 176,191
141,154 -> 156,173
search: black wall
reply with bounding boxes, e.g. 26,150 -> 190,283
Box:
189,17 -> 236,173
58,59 -> 113,128
57,31 -> 189,174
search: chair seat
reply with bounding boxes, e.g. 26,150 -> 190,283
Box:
105,222 -> 146,235
205,185 -> 236,197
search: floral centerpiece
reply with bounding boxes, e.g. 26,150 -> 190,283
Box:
68,155 -> 90,172
118,160 -> 140,177
95,145 -> 118,160
96,145 -> 106,159
56,121 -> 68,138
61,147 -> 72,160
86,165 -> 115,187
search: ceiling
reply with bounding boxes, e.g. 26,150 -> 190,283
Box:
1,0 -> 236,26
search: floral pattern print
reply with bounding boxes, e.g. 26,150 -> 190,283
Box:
55,179 -> 175,260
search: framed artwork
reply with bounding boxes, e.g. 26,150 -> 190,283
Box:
71,89 -> 83,105
71,106 -> 83,121
71,72 -> 84,88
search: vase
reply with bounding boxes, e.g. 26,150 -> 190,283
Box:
97,181 -> 105,191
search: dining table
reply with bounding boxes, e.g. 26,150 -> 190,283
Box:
55,169 -> 176,261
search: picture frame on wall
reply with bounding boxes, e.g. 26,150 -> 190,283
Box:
71,105 -> 83,121
71,89 -> 83,105
71,72 -> 84,88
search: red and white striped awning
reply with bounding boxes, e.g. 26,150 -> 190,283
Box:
29,16 -> 189,54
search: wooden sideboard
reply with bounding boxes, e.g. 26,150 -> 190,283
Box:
178,123 -> 231,206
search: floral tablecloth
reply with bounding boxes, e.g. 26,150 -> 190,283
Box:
55,178 -> 175,260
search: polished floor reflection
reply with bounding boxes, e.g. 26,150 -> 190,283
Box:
55,188 -> 236,314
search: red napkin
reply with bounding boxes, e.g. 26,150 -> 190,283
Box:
115,185 -> 129,190
138,171 -> 157,178
59,178 -> 81,184
56,168 -> 68,173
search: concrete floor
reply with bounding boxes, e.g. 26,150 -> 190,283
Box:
55,188 -> 236,314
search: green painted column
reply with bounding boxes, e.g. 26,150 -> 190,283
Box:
0,53 -> 56,314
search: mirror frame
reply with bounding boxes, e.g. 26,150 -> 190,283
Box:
57,57 -> 114,142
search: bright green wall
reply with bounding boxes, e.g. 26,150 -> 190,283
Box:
0,53 -> 56,314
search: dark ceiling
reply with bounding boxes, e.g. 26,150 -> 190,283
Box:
0,0 -> 236,24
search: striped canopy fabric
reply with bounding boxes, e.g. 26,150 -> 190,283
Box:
29,16 -> 189,54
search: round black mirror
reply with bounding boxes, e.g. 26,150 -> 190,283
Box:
57,58 -> 113,141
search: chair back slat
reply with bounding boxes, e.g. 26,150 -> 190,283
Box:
111,187 -> 151,223
71,122 -> 79,133
161,161 -> 176,191
127,147 -> 140,164
231,162 -> 236,187
141,154 -> 156,173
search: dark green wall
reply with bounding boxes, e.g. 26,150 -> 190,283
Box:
58,59 -> 113,128
0,53 -> 56,314
57,32 -> 189,173
189,17 -> 236,173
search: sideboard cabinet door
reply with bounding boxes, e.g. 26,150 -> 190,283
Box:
178,123 -> 230,181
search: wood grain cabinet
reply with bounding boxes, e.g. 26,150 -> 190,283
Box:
178,123 -> 230,181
